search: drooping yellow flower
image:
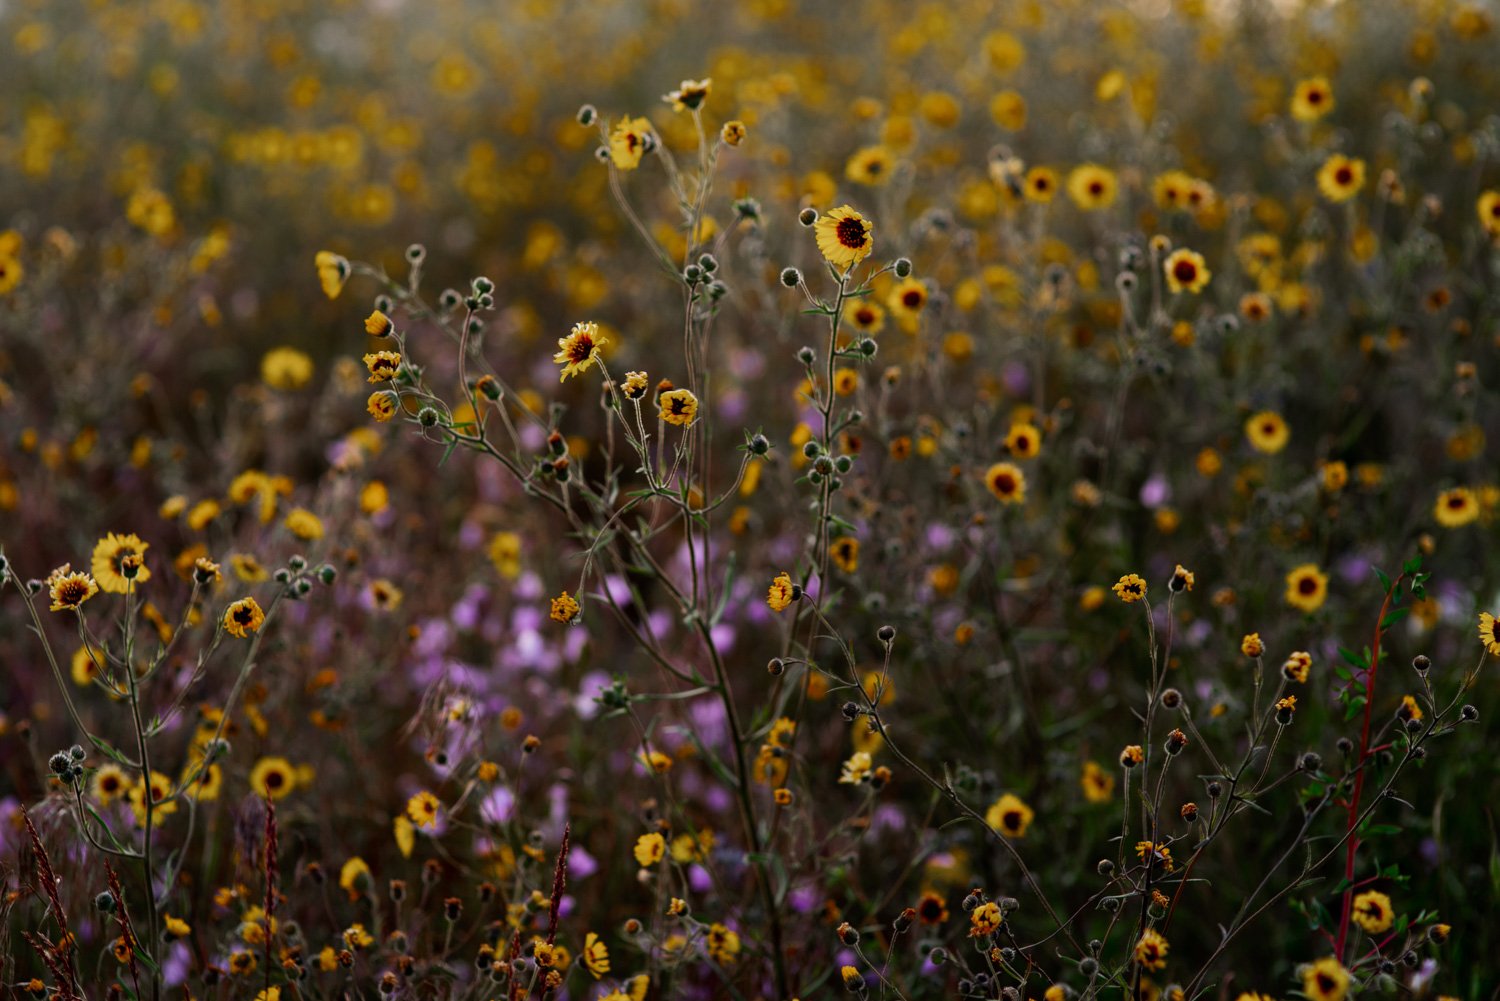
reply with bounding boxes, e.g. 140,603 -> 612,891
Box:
338,857 -> 371,900
581,932 -> 610,978
814,205 -> 875,270
766,572 -> 796,612
314,252 -> 349,298
663,78 -> 711,112
368,391 -> 397,422
839,751 -> 873,784
554,321 -> 606,382
608,117 -> 653,170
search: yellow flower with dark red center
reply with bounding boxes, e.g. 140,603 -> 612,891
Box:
1434,487 -> 1479,527
223,597 -> 265,638
1164,249 -> 1211,294
1066,164 -> 1118,210
1080,760 -> 1114,803
1478,612 -> 1500,655
1302,957 -> 1350,1001
1246,411 -> 1289,454
368,391 -> 398,422
363,350 -> 400,383
1170,565 -> 1195,592
767,572 -> 796,612
845,299 -> 886,334
985,792 -> 1033,837
47,564 -> 99,611
315,251 -> 349,299
845,145 -> 894,186
1005,422 -> 1042,459
915,891 -> 948,924
1290,77 -> 1335,121
1478,190 -> 1500,237
983,462 -> 1027,504
815,205 -> 875,269
968,900 -> 1003,937
658,388 -> 699,426
1282,651 -> 1312,683
887,277 -> 927,322
1120,744 -> 1144,768
249,756 -> 296,801
91,532 -> 151,594
550,591 -> 580,624
581,932 -> 609,978
1351,889 -> 1394,933
1397,694 -> 1423,722
633,832 -> 665,867
720,120 -> 746,146
608,117 -> 653,170
128,772 -> 178,825
1136,840 -> 1175,873
406,789 -> 440,829
1284,563 -> 1328,613
831,536 -> 860,573
554,321 -> 607,382
706,924 -> 739,964
1317,155 -> 1366,202
1134,929 -> 1168,970
1113,573 -> 1147,603
92,765 -> 129,803
1026,166 -> 1062,204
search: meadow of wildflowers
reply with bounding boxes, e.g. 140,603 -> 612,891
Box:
4,1 -> 1500,999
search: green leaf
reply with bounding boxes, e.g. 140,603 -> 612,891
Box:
1381,607 -> 1411,630
1339,646 -> 1369,670
1374,566 -> 1392,591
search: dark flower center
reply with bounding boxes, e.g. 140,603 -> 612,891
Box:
1334,166 -> 1353,185
902,290 -> 922,308
567,336 -> 594,362
1003,809 -> 1023,829
836,216 -> 868,249
1173,260 -> 1197,282
1298,577 -> 1319,594
1088,181 -> 1104,195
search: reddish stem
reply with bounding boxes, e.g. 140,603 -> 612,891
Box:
1334,576 -> 1400,959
